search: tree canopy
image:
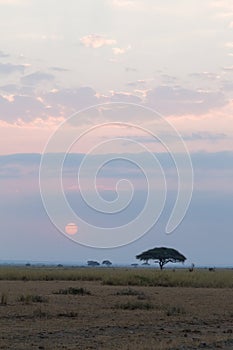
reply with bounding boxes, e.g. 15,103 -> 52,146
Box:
87,260 -> 100,267
136,247 -> 186,270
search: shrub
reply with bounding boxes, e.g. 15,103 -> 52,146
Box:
18,294 -> 48,304
114,301 -> 154,310
53,287 -> 91,295
116,288 -> 146,297
166,305 -> 186,316
58,311 -> 78,318
0,293 -> 8,305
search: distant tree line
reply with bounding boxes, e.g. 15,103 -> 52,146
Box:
87,260 -> 112,267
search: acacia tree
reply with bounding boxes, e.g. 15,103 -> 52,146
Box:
87,260 -> 100,267
136,247 -> 186,270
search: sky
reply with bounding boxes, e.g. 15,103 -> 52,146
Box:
0,0 -> 233,266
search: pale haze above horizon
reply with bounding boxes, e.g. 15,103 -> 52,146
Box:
0,0 -> 232,267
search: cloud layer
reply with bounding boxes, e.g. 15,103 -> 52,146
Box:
80,34 -> 116,48
0,62 -> 25,74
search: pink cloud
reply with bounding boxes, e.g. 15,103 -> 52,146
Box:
80,34 -> 116,48
112,45 -> 131,55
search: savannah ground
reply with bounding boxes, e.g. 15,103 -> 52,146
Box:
0,267 -> 232,350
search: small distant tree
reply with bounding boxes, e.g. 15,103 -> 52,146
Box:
136,247 -> 186,270
208,267 -> 215,272
87,260 -> 100,267
102,260 -> 112,267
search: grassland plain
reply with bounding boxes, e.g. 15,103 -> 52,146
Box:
0,267 -> 232,349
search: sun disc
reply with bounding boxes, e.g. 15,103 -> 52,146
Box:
65,223 -> 78,235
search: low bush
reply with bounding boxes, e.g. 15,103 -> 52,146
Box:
114,301 -> 154,310
53,287 -> 91,295
18,294 -> 48,304
0,293 -> 8,305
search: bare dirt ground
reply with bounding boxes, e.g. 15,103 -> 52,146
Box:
0,280 -> 232,350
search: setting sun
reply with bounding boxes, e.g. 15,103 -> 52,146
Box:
65,223 -> 78,235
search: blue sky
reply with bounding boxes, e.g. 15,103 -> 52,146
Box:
0,0 -> 232,266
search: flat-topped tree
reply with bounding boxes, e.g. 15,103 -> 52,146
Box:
87,260 -> 100,267
102,260 -> 112,267
136,247 -> 186,270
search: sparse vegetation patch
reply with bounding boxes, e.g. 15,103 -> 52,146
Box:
18,294 -> 48,304
114,301 -> 154,310
53,287 -> 91,295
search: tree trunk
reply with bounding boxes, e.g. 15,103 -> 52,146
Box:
159,261 -> 163,270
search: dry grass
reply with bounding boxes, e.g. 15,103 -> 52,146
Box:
0,266 -> 232,288
0,268 -> 232,349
